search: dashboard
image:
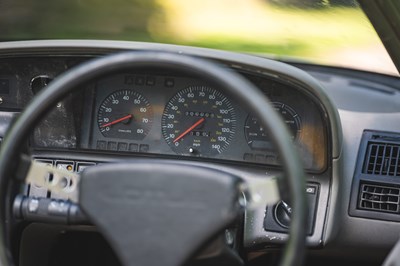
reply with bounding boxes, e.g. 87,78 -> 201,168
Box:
3,40 -> 400,266
0,48 -> 339,263
3,58 -> 329,172
12,40 -> 400,266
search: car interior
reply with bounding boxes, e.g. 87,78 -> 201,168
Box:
0,1 -> 400,266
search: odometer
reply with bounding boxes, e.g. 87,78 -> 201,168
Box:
162,86 -> 236,156
97,90 -> 153,140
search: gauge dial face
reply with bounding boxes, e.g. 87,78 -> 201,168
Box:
245,102 -> 301,150
97,90 -> 153,140
162,86 -> 236,156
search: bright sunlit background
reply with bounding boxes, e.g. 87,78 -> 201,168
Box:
0,0 -> 397,75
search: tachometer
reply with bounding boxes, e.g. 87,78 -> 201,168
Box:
162,86 -> 236,156
97,90 -> 153,140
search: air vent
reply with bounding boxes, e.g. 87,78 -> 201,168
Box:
350,131 -> 400,221
364,143 -> 400,176
358,183 -> 400,214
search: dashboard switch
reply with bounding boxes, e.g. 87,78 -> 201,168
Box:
107,141 -> 117,151
264,183 -> 319,235
255,154 -> 265,163
56,161 -> 74,172
139,144 -> 149,153
243,153 -> 253,161
52,161 -> 75,200
306,186 -> 316,194
29,159 -> 53,198
96,141 -> 106,150
146,76 -> 155,86
135,76 -> 145,85
129,143 -> 138,152
77,162 -> 96,173
124,75 -> 134,84
274,201 -> 293,228
118,142 -> 128,151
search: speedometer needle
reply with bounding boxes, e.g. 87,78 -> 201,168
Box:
100,114 -> 133,128
173,117 -> 205,143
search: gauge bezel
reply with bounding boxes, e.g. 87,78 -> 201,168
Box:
244,101 -> 302,150
97,89 -> 153,140
161,85 -> 237,156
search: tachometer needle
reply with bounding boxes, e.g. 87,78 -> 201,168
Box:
100,114 -> 133,128
173,117 -> 205,143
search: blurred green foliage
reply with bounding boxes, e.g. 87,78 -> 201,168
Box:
0,0 -> 393,74
0,0 -> 382,67
0,0 -> 161,41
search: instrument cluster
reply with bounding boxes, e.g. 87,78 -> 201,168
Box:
78,71 -> 327,172
0,56 -> 328,173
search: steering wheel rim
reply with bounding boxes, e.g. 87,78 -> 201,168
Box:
0,51 -> 307,266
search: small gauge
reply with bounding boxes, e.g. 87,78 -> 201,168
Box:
97,90 -> 153,140
162,86 -> 236,156
245,102 -> 301,150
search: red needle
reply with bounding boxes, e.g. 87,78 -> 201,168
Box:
173,117 -> 205,143
101,114 -> 133,128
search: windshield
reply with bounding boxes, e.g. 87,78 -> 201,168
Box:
1,0 -> 397,76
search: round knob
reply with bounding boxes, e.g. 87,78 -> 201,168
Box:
274,200 -> 292,228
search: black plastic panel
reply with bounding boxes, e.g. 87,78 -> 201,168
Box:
264,183 -> 319,235
349,130 -> 400,222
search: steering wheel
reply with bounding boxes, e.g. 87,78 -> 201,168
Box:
0,52 -> 307,266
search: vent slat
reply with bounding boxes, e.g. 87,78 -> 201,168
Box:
359,183 -> 400,214
372,144 -> 379,174
379,145 -> 387,175
388,145 -> 394,175
364,142 -> 400,177
396,147 -> 400,176
364,145 -> 373,174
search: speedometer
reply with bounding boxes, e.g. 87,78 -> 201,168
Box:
162,86 -> 236,156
